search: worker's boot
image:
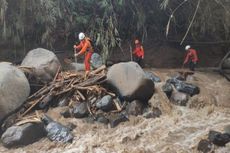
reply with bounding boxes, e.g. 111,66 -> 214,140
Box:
84,71 -> 90,80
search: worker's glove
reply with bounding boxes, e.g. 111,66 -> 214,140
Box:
142,56 -> 144,59
73,45 -> 77,49
193,62 -> 197,65
74,53 -> 79,57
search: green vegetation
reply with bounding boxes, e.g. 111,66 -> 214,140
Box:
0,0 -> 229,60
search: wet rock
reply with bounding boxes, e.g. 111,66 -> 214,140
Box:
60,108 -> 71,118
96,95 -> 114,112
145,72 -> 161,83
21,48 -> 61,83
167,78 -> 200,96
96,114 -> 109,124
197,139 -> 213,153
91,53 -> 103,69
110,113 -> 129,128
126,100 -> 144,116
42,115 -> 73,143
1,123 -> 46,148
0,62 -> 30,123
107,62 -> 155,102
208,130 -> 230,146
162,82 -> 173,98
73,102 -> 89,118
170,91 -> 189,106
143,107 -> 162,119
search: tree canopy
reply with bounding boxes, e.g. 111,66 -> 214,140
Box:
0,0 -> 229,60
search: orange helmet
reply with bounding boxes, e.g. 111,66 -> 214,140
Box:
135,39 -> 140,44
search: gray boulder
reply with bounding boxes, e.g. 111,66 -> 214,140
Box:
96,95 -> 114,112
170,91 -> 189,106
21,48 -> 61,83
1,123 -> 46,148
91,53 -> 103,69
0,62 -> 30,123
107,62 -> 155,101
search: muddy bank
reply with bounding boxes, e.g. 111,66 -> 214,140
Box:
0,69 -> 229,153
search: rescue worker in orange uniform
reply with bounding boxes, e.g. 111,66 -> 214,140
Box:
183,45 -> 199,71
133,39 -> 144,67
74,32 -> 93,77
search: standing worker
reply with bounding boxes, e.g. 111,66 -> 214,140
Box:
74,32 -> 94,78
183,45 -> 198,71
133,39 -> 144,67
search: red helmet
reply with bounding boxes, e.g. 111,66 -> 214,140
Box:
135,39 -> 140,44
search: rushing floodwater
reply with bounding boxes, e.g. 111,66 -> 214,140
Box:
0,69 -> 230,153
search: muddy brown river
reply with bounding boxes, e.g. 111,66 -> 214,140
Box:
1,69 -> 230,153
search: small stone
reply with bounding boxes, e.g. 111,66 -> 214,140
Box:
126,100 -> 144,116
96,95 -> 114,112
65,123 -> 77,131
170,91 -> 189,106
73,102 -> 89,118
162,82 -> 173,98
110,113 -> 129,128
197,139 -> 213,153
143,107 -> 162,119
96,114 -> 109,124
60,109 -> 71,118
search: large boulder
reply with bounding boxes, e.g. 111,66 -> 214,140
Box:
106,62 -> 155,101
0,62 -> 30,123
1,123 -> 46,148
21,48 -> 61,83
222,58 -> 230,69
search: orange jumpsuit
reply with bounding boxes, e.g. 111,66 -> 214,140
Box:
184,48 -> 198,71
133,44 -> 144,59
75,37 -> 93,71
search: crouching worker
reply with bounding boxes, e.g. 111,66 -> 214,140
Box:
133,39 -> 144,67
183,45 -> 198,71
73,32 -> 94,78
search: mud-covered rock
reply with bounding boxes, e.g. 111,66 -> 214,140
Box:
96,114 -> 109,124
162,82 -> 173,98
96,95 -> 114,112
167,78 -> 200,96
197,139 -> 213,153
126,100 -> 144,116
1,123 -> 46,148
42,115 -> 73,143
110,113 -> 129,128
21,48 -> 61,83
170,91 -> 189,106
73,102 -> 89,118
107,62 -> 155,101
0,62 -> 30,123
143,107 -> 162,119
